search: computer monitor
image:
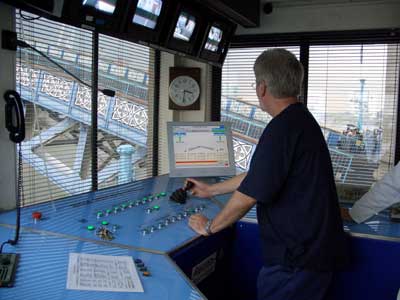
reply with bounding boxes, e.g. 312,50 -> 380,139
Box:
82,0 -> 117,14
63,0 -> 127,33
167,122 -> 236,178
132,0 -> 162,29
198,19 -> 236,66
123,0 -> 174,44
164,3 -> 206,56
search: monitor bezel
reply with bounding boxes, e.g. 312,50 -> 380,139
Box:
163,2 -> 207,56
198,19 -> 236,66
123,0 -> 174,44
167,121 -> 236,178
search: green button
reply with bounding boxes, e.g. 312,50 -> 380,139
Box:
106,209 -> 112,214
101,221 -> 109,225
121,204 -> 127,209
160,192 -> 166,196
87,225 -> 95,231
142,197 -> 148,201
153,205 -> 160,210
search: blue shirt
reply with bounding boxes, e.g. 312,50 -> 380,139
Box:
238,103 -> 349,271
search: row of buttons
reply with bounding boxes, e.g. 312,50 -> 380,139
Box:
141,205 -> 206,236
96,193 -> 167,218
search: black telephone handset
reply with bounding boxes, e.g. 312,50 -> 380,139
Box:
4,90 -> 25,143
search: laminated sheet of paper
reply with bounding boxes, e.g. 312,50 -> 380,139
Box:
67,253 -> 144,293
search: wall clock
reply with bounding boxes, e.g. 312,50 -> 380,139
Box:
169,67 -> 201,110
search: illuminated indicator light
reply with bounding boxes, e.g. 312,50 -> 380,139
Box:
87,225 -> 95,231
153,205 -> 160,210
101,221 -> 109,225
160,192 -> 166,196
143,197 -> 148,201
142,271 -> 151,277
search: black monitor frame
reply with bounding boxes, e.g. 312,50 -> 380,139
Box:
163,2 -> 207,56
122,0 -> 175,45
198,18 -> 236,66
63,0 -> 128,35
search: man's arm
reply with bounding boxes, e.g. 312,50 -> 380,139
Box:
187,173 -> 247,198
188,190 -> 256,235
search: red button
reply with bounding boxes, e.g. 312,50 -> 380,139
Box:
32,211 -> 42,220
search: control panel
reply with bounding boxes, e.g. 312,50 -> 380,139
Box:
0,175 -> 224,253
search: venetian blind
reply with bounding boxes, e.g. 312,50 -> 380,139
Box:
16,12 -> 93,205
307,43 -> 399,201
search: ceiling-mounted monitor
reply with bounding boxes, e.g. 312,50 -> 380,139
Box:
123,0 -> 175,44
198,19 -> 236,66
163,2 -> 206,56
62,0 -> 127,34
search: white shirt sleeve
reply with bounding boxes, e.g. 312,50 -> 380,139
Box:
349,163 -> 400,223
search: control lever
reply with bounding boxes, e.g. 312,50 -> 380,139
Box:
169,181 -> 194,204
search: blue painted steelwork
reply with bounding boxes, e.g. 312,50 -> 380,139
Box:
0,175 -> 224,253
0,226 -> 205,300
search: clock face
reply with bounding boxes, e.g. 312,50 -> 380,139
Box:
169,75 -> 200,107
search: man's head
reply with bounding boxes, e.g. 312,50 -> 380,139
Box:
253,49 -> 304,114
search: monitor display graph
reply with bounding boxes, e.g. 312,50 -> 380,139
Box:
168,122 -> 236,177
82,0 -> 117,14
132,0 -> 163,29
204,26 -> 223,52
173,12 -> 196,42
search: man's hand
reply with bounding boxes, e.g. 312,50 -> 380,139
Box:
188,214 -> 209,235
340,207 -> 354,222
185,178 -> 213,198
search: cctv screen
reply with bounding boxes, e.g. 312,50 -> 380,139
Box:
132,0 -> 163,29
82,0 -> 117,14
173,12 -> 196,42
204,26 -> 223,52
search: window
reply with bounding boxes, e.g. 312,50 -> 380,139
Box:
222,39 -> 399,202
16,12 -> 155,205
308,43 -> 399,200
221,47 -> 300,172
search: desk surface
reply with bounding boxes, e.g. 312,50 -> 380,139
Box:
0,175 -> 224,253
217,193 -> 400,242
0,226 -> 205,300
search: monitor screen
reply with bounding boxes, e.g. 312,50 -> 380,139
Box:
167,122 -> 236,177
132,0 -> 163,29
204,26 -> 223,52
82,0 -> 116,15
173,12 -> 196,42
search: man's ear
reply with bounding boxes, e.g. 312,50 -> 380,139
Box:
260,81 -> 267,97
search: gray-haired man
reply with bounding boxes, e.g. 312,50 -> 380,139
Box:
187,49 -> 349,300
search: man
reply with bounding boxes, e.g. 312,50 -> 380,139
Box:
186,49 -> 349,300
341,162 -> 400,223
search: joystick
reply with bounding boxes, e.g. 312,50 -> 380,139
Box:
169,181 -> 194,204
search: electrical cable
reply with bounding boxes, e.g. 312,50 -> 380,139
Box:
0,144 -> 23,254
16,40 -> 116,97
19,10 -> 41,21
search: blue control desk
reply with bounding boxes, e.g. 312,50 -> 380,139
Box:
0,226 -> 205,300
0,175 -> 224,253
0,175 -> 233,300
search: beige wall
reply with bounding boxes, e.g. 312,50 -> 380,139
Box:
237,0 -> 400,35
0,3 -> 17,211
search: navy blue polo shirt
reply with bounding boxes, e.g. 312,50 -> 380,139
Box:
238,103 -> 349,271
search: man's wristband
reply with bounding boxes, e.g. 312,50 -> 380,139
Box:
205,219 -> 213,236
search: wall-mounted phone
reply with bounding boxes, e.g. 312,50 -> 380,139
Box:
4,90 -> 25,143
